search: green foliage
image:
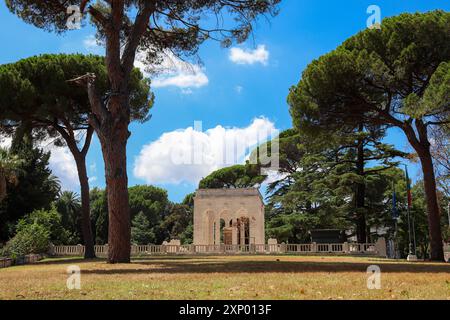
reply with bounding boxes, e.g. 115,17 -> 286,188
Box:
259,125 -> 409,243
182,193 -> 195,208
289,11 -> 450,132
5,1 -> 281,51
160,204 -> 193,244
0,134 -> 60,241
131,212 -> 155,245
199,163 -> 266,189
89,187 -> 108,244
54,191 -> 82,244
129,185 -> 169,224
0,53 -> 154,133
0,147 -> 23,202
16,206 -> 70,245
1,223 -> 50,258
287,11 -> 449,256
90,185 -> 171,244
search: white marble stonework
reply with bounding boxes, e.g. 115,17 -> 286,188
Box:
193,188 -> 265,246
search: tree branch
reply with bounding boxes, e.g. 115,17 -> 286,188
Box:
121,1 -> 157,77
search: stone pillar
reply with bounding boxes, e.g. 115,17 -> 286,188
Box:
249,218 -> 254,245
375,237 -> 387,257
215,219 -> 221,245
240,220 -> 245,245
231,221 -> 238,245
48,243 -> 55,256
343,242 -> 349,253
208,217 -> 214,245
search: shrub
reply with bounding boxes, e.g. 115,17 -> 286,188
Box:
2,223 -> 50,258
16,206 -> 70,245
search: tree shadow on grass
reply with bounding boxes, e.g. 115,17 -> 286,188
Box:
38,257 -> 104,265
37,255 -> 220,266
76,257 -> 450,275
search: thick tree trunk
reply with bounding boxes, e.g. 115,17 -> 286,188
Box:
355,127 -> 367,243
99,113 -> 131,263
82,0 -> 154,264
402,121 -> 444,261
73,155 -> 96,259
103,137 -> 130,263
418,150 -> 444,261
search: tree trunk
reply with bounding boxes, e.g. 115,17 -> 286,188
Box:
418,149 -> 444,261
355,127 -> 367,243
0,172 -> 6,203
73,154 -> 96,259
54,123 -> 96,260
99,113 -> 131,263
402,121 -> 444,261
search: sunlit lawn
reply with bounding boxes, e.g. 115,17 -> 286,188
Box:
0,255 -> 449,300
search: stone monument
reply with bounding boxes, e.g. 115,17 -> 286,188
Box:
193,188 -> 265,246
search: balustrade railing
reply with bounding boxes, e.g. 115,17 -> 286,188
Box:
48,242 -> 385,257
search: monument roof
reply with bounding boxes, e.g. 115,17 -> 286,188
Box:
195,188 -> 264,202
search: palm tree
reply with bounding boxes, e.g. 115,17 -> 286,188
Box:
0,147 -> 23,202
55,191 -> 81,238
46,175 -> 62,198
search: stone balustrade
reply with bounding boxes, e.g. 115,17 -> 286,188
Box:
48,240 -> 387,257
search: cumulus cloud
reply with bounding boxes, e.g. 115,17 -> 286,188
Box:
39,141 -> 79,191
133,118 -> 278,185
135,50 -> 208,91
229,45 -> 269,66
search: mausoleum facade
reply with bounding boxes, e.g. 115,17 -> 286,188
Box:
193,188 -> 265,246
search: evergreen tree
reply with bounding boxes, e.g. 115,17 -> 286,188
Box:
288,11 -> 449,260
199,162 -> 266,189
6,0 -> 281,262
0,131 -> 59,240
160,203 -> 193,244
131,211 -> 155,245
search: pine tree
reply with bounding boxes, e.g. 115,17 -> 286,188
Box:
131,211 -> 155,245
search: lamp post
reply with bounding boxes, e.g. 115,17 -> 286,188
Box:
404,165 -> 417,261
392,180 -> 400,259
447,202 -> 450,229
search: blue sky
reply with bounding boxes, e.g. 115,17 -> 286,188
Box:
0,1 -> 448,202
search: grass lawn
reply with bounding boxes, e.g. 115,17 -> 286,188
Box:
0,255 -> 449,300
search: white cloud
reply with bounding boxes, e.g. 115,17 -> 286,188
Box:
135,50 -> 208,91
83,35 -> 104,55
133,118 -> 278,185
229,45 -> 269,66
41,141 -> 79,191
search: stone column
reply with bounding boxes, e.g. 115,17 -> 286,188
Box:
375,237 -> 387,257
249,218 -> 255,245
231,219 -> 238,245
215,219 -> 221,245
240,220 -> 245,245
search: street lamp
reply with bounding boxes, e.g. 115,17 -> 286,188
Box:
404,165 -> 417,262
447,202 -> 450,229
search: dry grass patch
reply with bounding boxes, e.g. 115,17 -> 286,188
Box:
0,255 -> 449,300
